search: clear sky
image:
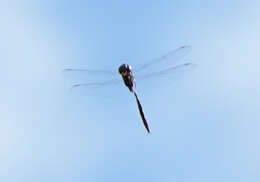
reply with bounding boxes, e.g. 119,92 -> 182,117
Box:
1,0 -> 260,181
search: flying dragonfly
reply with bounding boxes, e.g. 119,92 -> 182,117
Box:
63,45 -> 194,133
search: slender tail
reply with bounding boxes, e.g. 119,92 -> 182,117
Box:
134,92 -> 150,133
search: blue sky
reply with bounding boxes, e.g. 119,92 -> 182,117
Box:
1,0 -> 260,181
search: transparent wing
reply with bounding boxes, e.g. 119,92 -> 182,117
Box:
134,45 -> 192,73
62,68 -> 118,84
136,62 -> 195,80
64,63 -> 195,90
63,68 -> 121,93
67,78 -> 123,98
63,45 -> 193,91
70,79 -> 121,90
63,68 -> 116,75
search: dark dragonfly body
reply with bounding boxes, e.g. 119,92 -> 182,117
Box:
118,64 -> 150,133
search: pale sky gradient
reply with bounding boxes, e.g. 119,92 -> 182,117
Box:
1,0 -> 260,181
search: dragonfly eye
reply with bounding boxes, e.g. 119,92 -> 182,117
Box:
121,70 -> 128,76
119,64 -> 125,73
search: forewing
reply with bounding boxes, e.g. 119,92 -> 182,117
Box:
63,68 -> 116,75
62,68 -> 118,83
134,45 -> 192,73
136,62 -> 195,79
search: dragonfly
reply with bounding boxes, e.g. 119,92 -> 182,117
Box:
63,45 -> 194,133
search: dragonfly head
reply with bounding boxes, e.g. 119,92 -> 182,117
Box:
118,64 -> 132,76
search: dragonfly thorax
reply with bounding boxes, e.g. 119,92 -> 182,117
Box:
118,64 -> 132,76
118,64 -> 135,92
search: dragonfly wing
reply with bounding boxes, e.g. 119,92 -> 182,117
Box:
134,45 -> 192,73
71,79 -> 122,90
135,62 -> 196,80
63,68 -> 117,75
63,68 -> 118,83
68,79 -> 122,97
